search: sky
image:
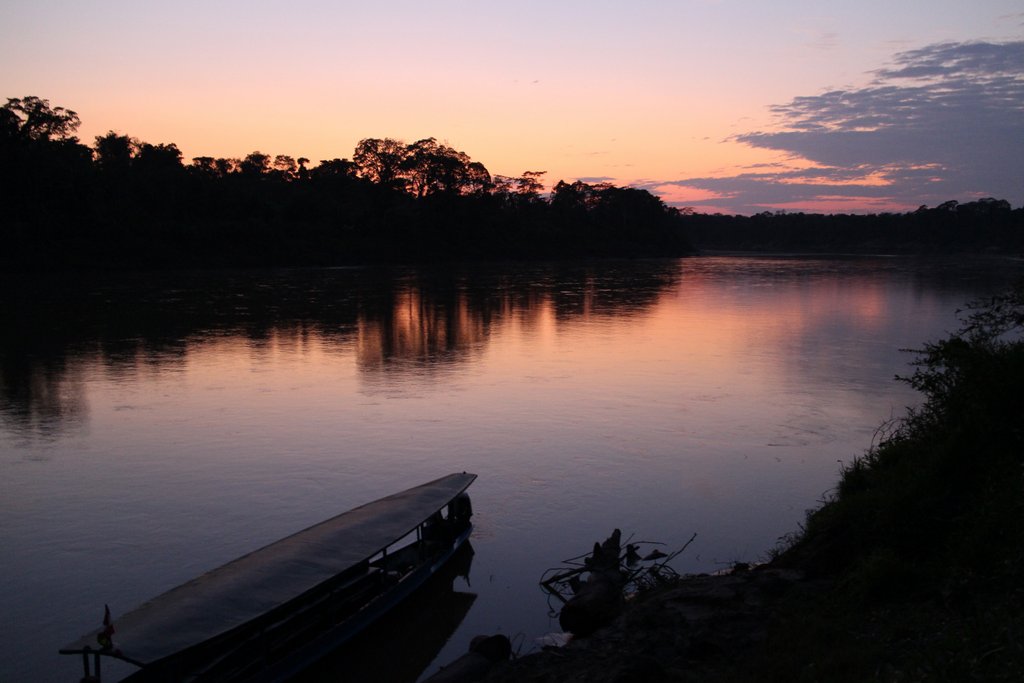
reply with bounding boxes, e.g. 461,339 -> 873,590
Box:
2,1 -> 1022,214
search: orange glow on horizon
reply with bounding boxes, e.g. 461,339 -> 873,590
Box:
775,170 -> 892,187
761,196 -> 917,214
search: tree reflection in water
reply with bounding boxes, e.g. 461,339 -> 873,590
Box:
0,262 -> 681,437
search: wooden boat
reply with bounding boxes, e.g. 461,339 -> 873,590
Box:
60,473 -> 477,682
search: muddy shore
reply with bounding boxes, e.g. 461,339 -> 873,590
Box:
479,564 -> 829,682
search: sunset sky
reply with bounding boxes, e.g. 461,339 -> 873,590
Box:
3,1 -> 1022,214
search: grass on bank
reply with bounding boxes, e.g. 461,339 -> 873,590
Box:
753,281 -> 1024,682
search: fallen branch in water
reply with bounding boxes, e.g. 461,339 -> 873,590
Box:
539,529 -> 697,636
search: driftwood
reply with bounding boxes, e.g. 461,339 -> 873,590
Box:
540,530 -> 697,638
557,529 -> 627,635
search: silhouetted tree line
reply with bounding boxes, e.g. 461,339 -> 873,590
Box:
679,199 -> 1023,254
2,97 -> 693,270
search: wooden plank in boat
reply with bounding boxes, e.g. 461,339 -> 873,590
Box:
59,472 -> 476,666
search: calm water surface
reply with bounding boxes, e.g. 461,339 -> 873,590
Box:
2,256 -> 1022,681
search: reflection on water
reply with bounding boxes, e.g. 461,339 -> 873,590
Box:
1,262 -> 680,437
2,256 -> 1022,682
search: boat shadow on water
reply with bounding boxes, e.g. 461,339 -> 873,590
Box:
296,541 -> 476,683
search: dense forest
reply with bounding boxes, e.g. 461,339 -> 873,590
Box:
682,199 -> 1024,254
1,97 -> 692,269
3,96 -> 1021,270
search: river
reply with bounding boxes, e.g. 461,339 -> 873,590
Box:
2,255 -> 1021,681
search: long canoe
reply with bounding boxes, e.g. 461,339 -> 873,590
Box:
60,472 -> 477,681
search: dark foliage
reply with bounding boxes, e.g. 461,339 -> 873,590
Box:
679,200 -> 1024,254
765,281 -> 1024,680
2,97 -> 693,270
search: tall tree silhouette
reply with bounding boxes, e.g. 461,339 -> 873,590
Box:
94,131 -> 136,172
353,138 -> 408,189
2,96 -> 81,141
404,137 -> 476,197
240,151 -> 272,177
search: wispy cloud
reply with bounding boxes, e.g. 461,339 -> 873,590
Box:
655,40 -> 1024,214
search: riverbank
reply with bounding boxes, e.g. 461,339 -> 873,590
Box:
482,565 -> 827,682
483,282 -> 1024,682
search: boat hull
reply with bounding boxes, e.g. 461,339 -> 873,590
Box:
242,524 -> 474,683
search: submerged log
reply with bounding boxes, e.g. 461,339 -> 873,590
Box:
558,529 -> 627,636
